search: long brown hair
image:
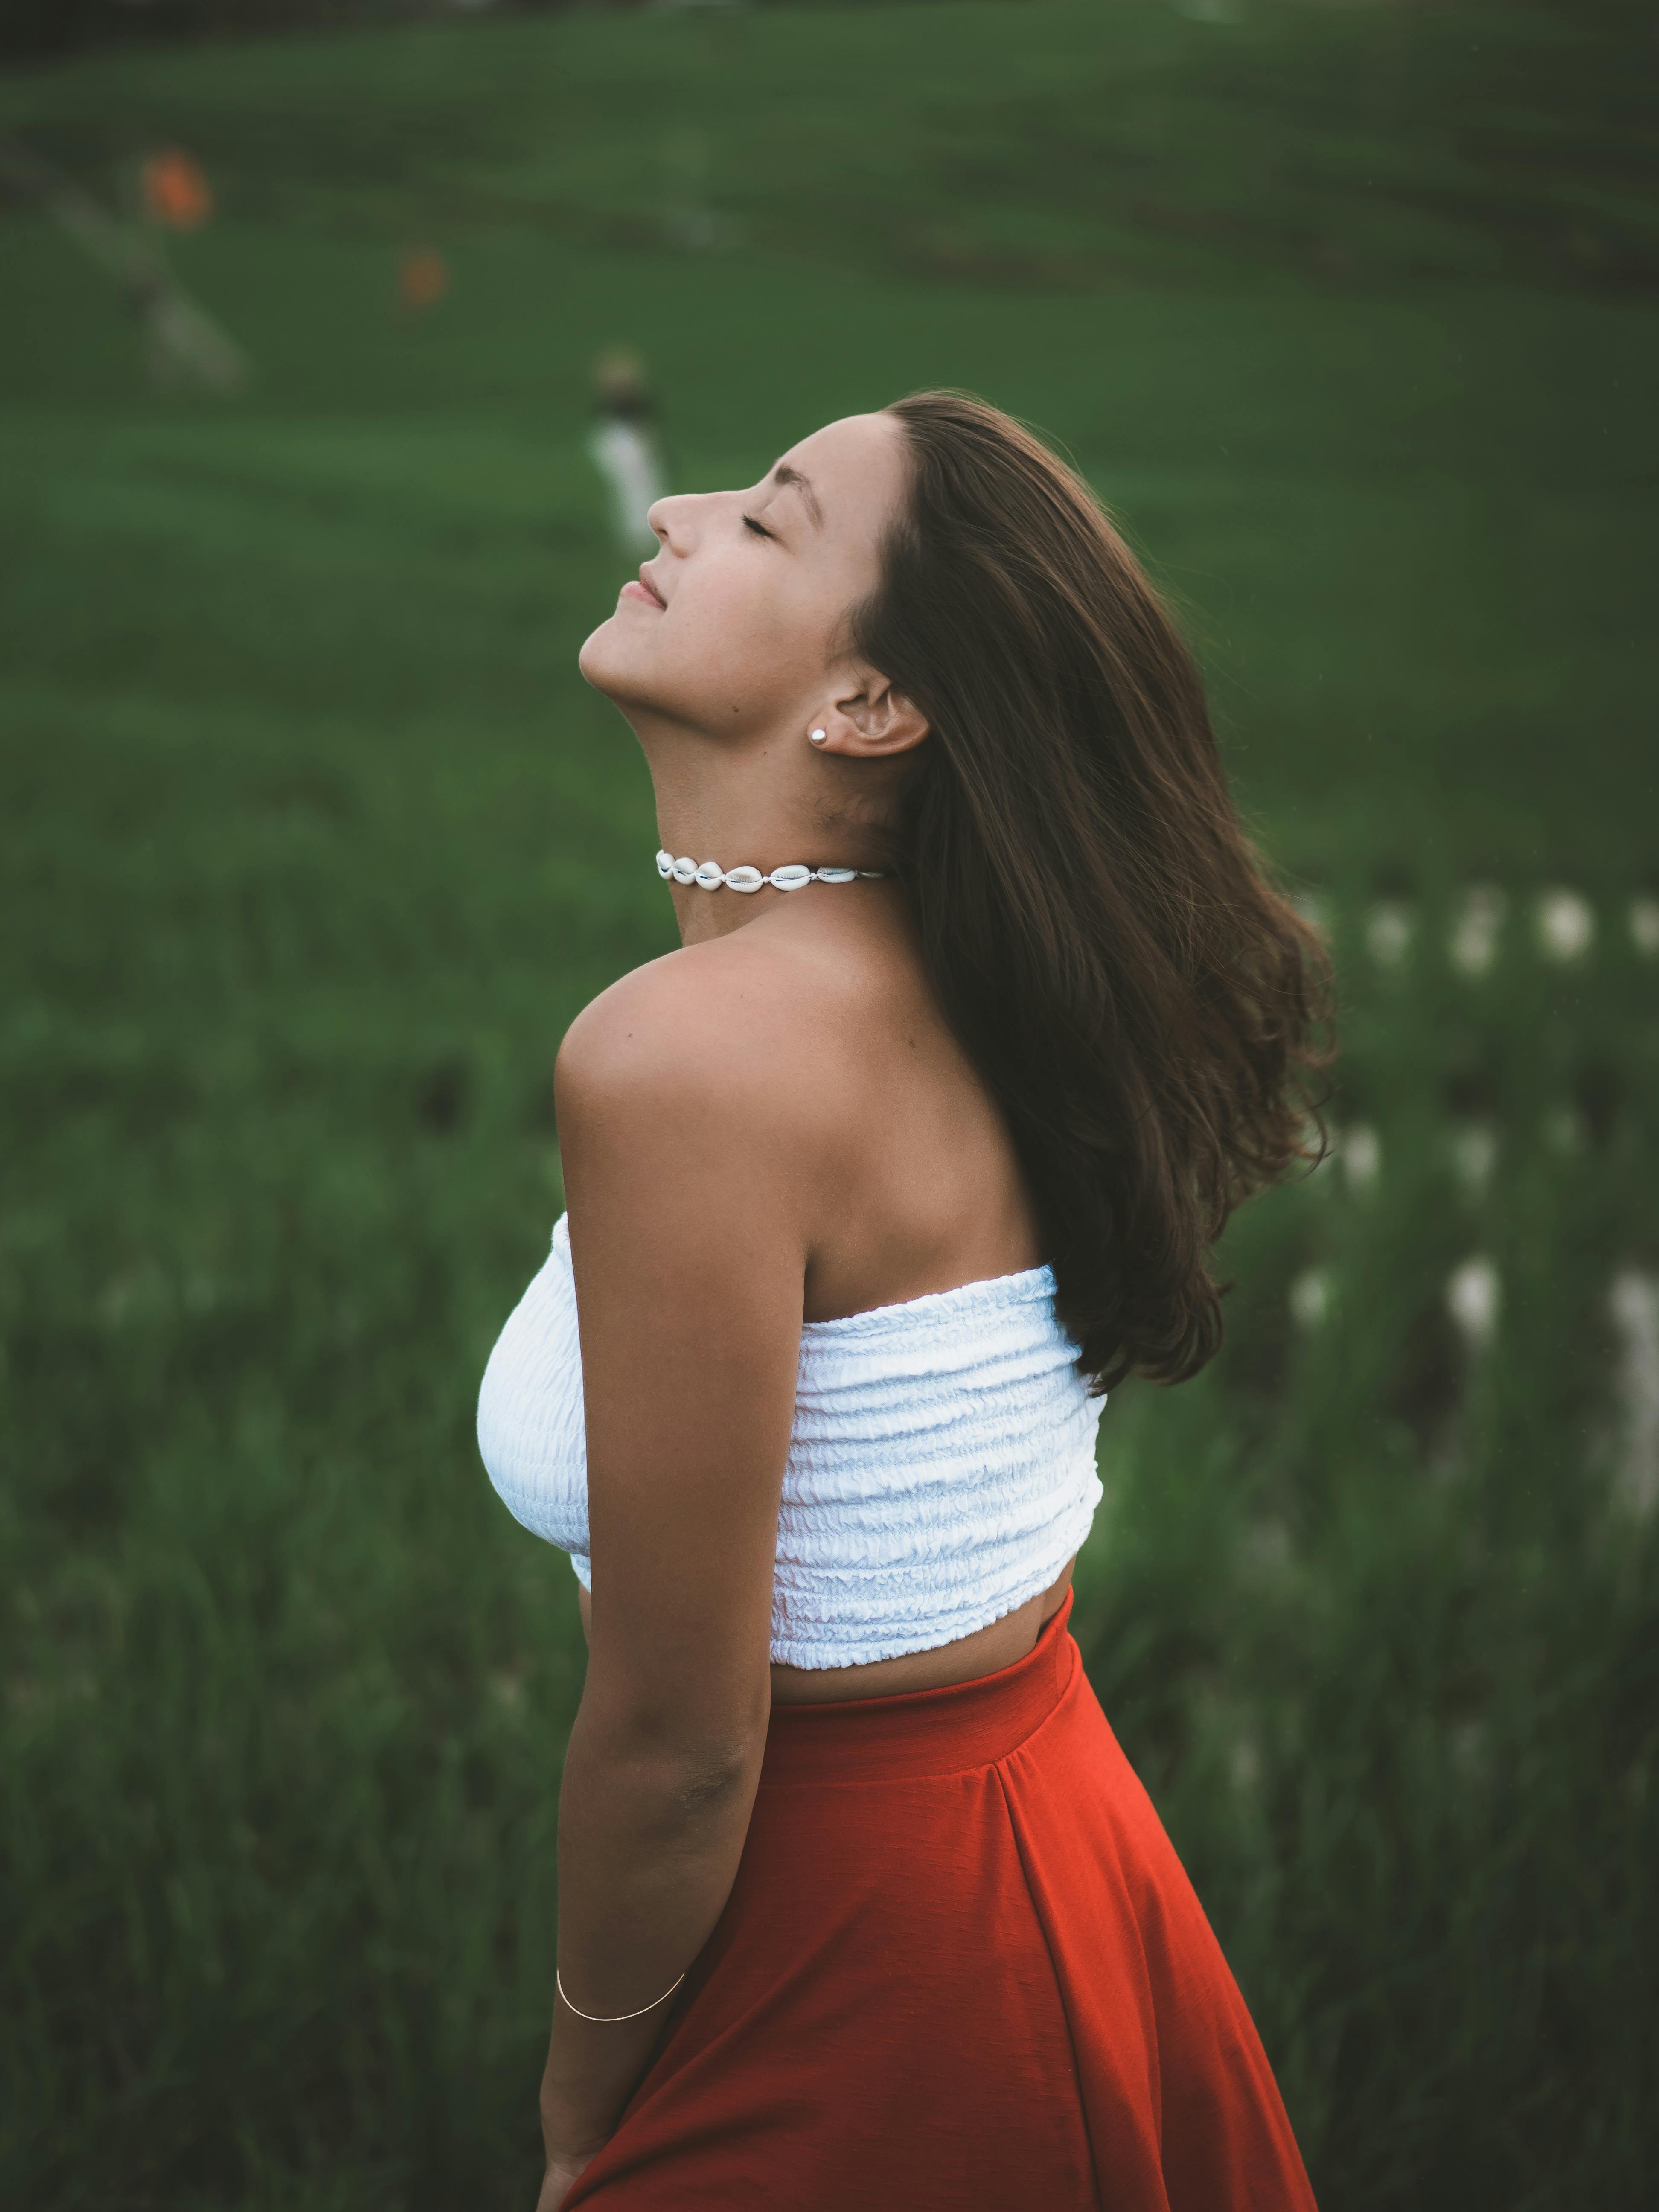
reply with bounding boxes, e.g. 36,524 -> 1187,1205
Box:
853,391 -> 1332,1391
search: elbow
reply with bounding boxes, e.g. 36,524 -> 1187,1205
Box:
609,1735 -> 764,1842
570,1696 -> 769,1820
664,1743 -> 760,1817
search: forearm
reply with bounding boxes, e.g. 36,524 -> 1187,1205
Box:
540,1696 -> 763,2153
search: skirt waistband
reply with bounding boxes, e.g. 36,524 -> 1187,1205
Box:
760,1587 -> 1079,1785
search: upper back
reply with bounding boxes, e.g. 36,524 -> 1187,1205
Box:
556,888 -> 1044,1324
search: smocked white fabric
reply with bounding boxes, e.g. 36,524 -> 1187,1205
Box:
477,1214 -> 1104,1669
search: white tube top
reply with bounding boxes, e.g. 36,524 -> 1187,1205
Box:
476,1214 -> 1104,1670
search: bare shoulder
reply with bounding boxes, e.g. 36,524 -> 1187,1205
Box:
555,929 -> 854,1155
555,905 -> 1034,1313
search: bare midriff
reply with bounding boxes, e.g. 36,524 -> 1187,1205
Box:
574,1554 -> 1077,1706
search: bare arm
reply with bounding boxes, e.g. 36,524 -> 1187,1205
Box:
535,951 -> 810,2195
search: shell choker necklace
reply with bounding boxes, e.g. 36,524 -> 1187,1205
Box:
655,849 -> 886,895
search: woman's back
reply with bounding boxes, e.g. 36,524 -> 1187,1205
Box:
563,881 -> 1044,1327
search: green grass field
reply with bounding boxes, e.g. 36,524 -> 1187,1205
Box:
3,4 -> 1657,2206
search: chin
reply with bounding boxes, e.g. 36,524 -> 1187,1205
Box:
577,615 -> 629,694
578,620 -> 669,720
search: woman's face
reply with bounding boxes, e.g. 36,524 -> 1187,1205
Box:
579,411 -> 910,740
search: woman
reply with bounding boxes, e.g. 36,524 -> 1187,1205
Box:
478,393 -> 1327,2209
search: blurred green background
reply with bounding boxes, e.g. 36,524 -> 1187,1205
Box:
2,3 -> 1656,2206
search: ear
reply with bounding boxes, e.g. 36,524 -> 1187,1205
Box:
813,671 -> 930,760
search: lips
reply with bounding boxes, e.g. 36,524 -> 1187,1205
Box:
625,566 -> 667,610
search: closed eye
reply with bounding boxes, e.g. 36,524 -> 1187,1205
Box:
742,515 -> 774,540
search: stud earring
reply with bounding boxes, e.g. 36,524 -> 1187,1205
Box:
809,728 -> 828,745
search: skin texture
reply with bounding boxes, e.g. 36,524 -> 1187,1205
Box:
535,414 -> 1074,2207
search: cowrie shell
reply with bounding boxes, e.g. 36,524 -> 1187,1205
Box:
656,853 -> 870,892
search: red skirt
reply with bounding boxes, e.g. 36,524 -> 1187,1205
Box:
565,1591 -> 1316,2210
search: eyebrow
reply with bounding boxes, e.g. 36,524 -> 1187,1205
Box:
770,463 -> 824,530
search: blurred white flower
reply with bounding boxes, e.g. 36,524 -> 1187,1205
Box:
1630,897 -> 1659,958
1450,1122 -> 1498,1200
1449,884 -> 1506,978
1228,1736 -> 1262,1791
1535,888 -> 1595,963
1343,1122 -> 1382,1195
1608,1269 -> 1659,1520
1448,1718 -> 1488,1783
1365,901 -> 1414,968
1447,1257 -> 1501,1350
1243,1518 -> 1292,1573
1290,1266 -> 1333,1330
1543,1105 -> 1585,1157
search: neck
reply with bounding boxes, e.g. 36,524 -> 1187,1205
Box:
630,708 -> 894,949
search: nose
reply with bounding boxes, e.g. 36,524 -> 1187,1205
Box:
645,490 -> 701,551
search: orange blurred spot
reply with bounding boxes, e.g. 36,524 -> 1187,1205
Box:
397,246 -> 451,314
141,147 -> 213,232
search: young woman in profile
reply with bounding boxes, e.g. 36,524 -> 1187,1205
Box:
478,392 -> 1327,2210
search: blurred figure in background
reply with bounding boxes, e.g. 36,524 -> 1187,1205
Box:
0,133 -> 246,391
588,347 -> 666,556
